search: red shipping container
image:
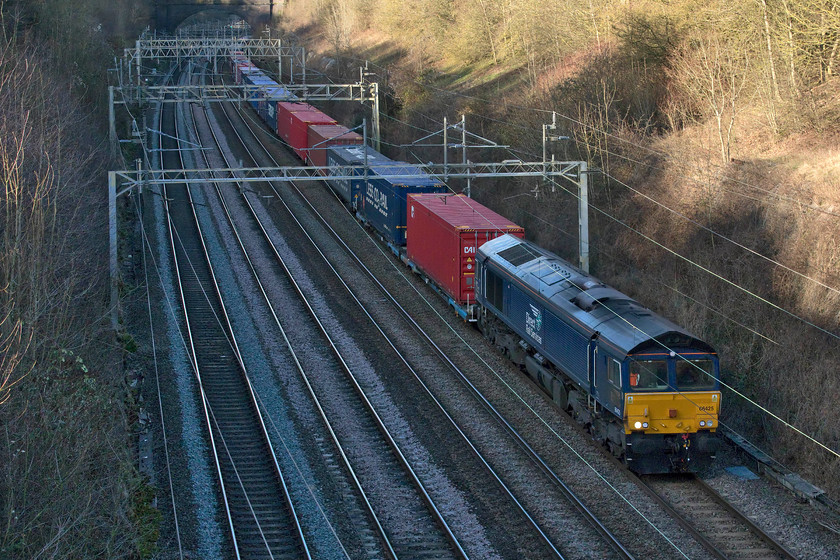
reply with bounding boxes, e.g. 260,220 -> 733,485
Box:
275,103 -> 335,160
306,124 -> 363,167
406,194 -> 525,307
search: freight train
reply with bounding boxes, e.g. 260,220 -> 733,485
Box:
227,52 -> 722,473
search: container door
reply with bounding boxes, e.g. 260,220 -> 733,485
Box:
461,233 -> 477,304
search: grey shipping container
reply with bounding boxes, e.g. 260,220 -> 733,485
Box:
324,145 -> 395,208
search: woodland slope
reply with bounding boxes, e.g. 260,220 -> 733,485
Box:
0,1 -> 153,558
283,0 -> 840,494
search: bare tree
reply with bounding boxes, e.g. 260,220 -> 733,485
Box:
668,34 -> 752,162
0,315 -> 30,404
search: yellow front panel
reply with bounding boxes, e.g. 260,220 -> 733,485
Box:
624,392 -> 720,435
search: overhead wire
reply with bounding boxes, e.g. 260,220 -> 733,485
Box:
135,194 -> 185,560
135,48 -> 837,548
338,49 -> 840,485
291,149 -> 691,558
517,208 -> 780,345
366,90 -> 839,350
438,129 -> 835,460
257,55 -> 696,551
296,59 -> 820,538
342,52 -> 840,219
422,98 -> 839,459
138,64 -> 357,556
258,50 -> 840,431
483,136 -> 840,348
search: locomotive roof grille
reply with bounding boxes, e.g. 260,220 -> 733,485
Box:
497,243 -> 541,266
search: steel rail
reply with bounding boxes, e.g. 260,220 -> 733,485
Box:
146,63 -> 186,560
204,72 -> 468,559
695,476 -> 799,560
175,66 -> 311,560
636,474 -> 799,560
163,63 -> 310,560
191,71 -> 398,560
174,72 -> 308,560
219,78 -> 641,560
282,177 -> 633,559
160,69 -> 240,559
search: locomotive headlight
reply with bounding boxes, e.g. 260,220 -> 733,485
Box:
699,421 -> 706,427
707,420 -> 713,427
642,422 -> 649,428
634,421 -> 642,430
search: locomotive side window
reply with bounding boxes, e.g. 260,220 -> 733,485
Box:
676,359 -> 716,389
485,269 -> 504,310
608,359 -> 621,388
629,359 -> 669,390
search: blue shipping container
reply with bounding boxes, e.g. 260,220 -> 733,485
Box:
245,76 -> 281,112
325,145 -> 395,207
359,161 -> 447,246
241,68 -> 268,85
258,87 -> 296,126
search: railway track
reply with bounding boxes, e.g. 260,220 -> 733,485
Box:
158,65 -> 309,559
187,63 -> 468,559
203,68 -> 644,559
639,474 -> 799,560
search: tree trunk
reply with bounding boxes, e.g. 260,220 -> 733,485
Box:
588,0 -> 601,52
829,34 -> 840,77
781,0 -> 797,90
759,0 -> 781,101
476,0 -> 499,64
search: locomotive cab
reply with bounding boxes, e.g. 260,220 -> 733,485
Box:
622,345 -> 721,473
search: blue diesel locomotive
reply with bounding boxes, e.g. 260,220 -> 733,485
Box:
475,235 -> 721,473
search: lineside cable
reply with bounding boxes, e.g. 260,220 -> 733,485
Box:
136,195 -> 184,560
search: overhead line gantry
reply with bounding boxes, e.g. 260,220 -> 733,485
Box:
107,35 -> 591,328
